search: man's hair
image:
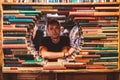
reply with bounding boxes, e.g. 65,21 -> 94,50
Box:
47,19 -> 60,28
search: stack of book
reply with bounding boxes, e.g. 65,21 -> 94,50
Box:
69,5 -> 119,69
2,5 -> 41,67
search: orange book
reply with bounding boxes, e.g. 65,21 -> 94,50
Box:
75,54 -> 101,59
94,12 -> 119,16
69,12 -> 119,16
3,37 -> 25,40
43,66 -> 66,70
3,28 -> 27,32
64,63 -> 86,69
2,44 -> 27,49
36,9 -> 58,13
74,17 -> 96,20
95,7 -> 119,10
75,59 -> 91,63
3,24 -> 15,28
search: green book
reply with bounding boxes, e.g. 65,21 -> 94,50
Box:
92,59 -> 118,62
106,65 -> 118,69
95,51 -> 118,54
3,21 -> 10,25
93,47 -> 118,50
82,47 -> 117,50
25,58 -> 43,63
20,10 -> 41,14
84,34 -> 106,39
3,40 -> 25,44
25,14 -> 39,16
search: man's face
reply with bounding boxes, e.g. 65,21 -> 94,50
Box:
47,24 -> 60,39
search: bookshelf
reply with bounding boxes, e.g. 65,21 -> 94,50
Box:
0,0 -> 120,78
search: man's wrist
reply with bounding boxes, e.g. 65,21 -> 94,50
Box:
65,52 -> 70,57
64,52 -> 66,58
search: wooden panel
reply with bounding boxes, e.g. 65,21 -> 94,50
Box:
4,73 -> 38,80
3,72 -> 120,80
57,73 -> 107,80
16,73 -> 38,80
36,73 -> 56,80
36,72 -> 118,80
0,67 -> 3,80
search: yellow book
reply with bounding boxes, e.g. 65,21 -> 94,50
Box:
3,10 -> 19,14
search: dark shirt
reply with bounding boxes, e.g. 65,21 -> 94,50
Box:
40,36 -> 70,52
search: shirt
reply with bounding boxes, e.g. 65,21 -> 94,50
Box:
40,36 -> 70,52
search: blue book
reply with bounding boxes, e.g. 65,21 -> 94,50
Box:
3,15 -> 15,20
8,19 -> 34,23
4,5 -> 34,10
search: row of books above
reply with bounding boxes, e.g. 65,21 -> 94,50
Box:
3,5 -> 119,11
3,0 -> 116,3
3,11 -> 119,17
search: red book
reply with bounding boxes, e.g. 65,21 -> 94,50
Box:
86,65 -> 107,69
69,12 -> 94,16
74,17 -> 96,20
72,7 -> 94,10
43,66 -> 66,70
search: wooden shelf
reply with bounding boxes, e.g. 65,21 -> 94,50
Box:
1,0 -> 120,74
2,67 -> 120,73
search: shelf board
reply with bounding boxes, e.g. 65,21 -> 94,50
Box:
2,67 -> 120,73
2,2 -> 120,6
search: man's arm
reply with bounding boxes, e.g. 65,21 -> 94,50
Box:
40,46 -> 68,59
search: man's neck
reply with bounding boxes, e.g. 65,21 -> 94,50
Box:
52,37 -> 60,44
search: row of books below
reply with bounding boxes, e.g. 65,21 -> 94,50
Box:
3,54 -> 118,69
3,61 -> 118,70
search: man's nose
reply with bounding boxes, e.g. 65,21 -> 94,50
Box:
53,30 -> 57,33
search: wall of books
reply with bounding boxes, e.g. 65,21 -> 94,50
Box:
2,5 -> 43,67
1,1 -> 120,71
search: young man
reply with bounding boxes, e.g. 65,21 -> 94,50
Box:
40,19 -> 73,61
